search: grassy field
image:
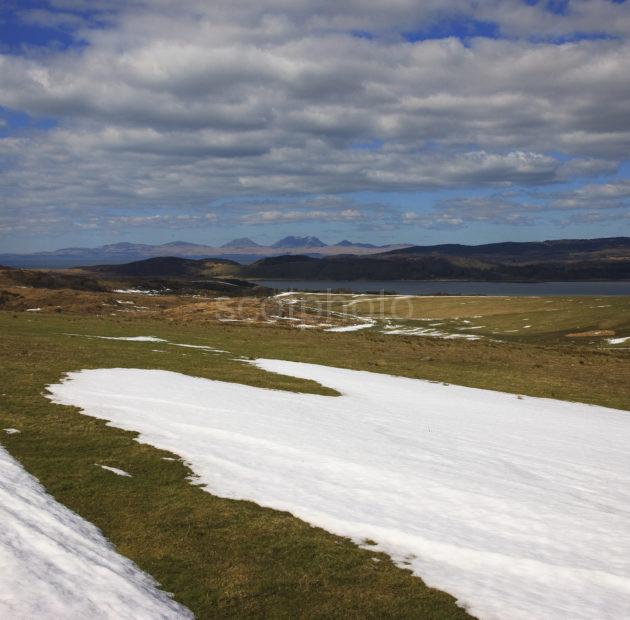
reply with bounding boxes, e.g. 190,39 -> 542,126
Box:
280,292 -> 630,346
1,302 -> 629,618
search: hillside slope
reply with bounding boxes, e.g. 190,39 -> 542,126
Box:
243,237 -> 630,281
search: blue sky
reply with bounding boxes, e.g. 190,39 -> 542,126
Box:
1,0 -> 629,251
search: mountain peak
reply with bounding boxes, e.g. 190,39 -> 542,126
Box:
221,237 -> 261,248
159,241 -> 202,248
100,242 -> 152,251
272,236 -> 327,248
334,239 -> 376,248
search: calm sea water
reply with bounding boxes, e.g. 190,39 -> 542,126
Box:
259,279 -> 630,296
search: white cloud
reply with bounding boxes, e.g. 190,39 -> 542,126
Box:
549,181 -> 630,210
1,1 -> 629,235
239,208 -> 365,225
403,195 -> 542,229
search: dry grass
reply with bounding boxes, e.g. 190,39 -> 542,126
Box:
1,289 -> 629,617
276,293 -> 630,346
0,310 -> 475,618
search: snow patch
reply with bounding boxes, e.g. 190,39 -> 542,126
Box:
96,464 -> 132,477
112,288 -> 170,295
65,334 -> 225,350
64,334 -> 167,343
383,326 -> 481,340
3,428 -> 20,435
607,336 -> 630,345
46,363 -> 630,620
99,336 -> 166,342
170,343 -> 226,353
325,321 -> 374,332
0,445 -> 190,618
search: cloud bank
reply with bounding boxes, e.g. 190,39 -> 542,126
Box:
0,0 -> 629,243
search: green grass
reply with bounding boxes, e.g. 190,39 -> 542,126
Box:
1,307 -> 629,617
0,311 -> 473,619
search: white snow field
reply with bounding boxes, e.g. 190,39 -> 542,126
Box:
46,362 -> 630,620
0,445 -> 191,619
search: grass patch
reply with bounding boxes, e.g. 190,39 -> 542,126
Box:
0,311 -> 472,619
288,293 -> 630,346
1,306 -> 629,617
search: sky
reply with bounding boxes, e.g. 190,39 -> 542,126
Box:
1,0 -> 629,252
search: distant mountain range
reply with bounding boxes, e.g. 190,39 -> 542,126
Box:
0,236 -> 409,268
240,237 -> 630,281
71,236 -> 630,283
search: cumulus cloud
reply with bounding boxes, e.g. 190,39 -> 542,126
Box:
240,208 -> 364,225
0,0 -> 629,237
106,213 -> 218,226
559,209 -> 630,227
548,181 -> 630,210
403,195 -> 542,229
230,195 -> 388,225
0,207 -> 220,235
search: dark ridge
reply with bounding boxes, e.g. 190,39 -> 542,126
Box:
0,266 -> 106,291
335,240 -> 377,248
383,237 -> 630,259
252,254 -> 317,266
86,256 -> 239,277
159,241 -> 204,248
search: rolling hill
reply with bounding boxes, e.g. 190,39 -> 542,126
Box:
6,236 -> 628,282
242,237 -> 630,281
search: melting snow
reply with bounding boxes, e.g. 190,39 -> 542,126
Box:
64,334 -> 225,351
46,362 -> 630,620
325,321 -> 374,332
96,464 -> 132,477
0,446 -> 190,619
112,289 -> 170,295
96,336 -> 166,342
169,343 -> 226,353
383,326 -> 481,340
607,336 -> 630,345
64,334 -> 167,343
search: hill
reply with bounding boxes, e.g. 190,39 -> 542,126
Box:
272,236 -> 327,248
243,236 -> 630,281
335,240 -> 377,248
87,256 -> 240,278
80,256 -> 266,295
383,237 -> 630,262
0,265 -> 106,292
221,238 -> 262,248
4,236 -> 628,279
